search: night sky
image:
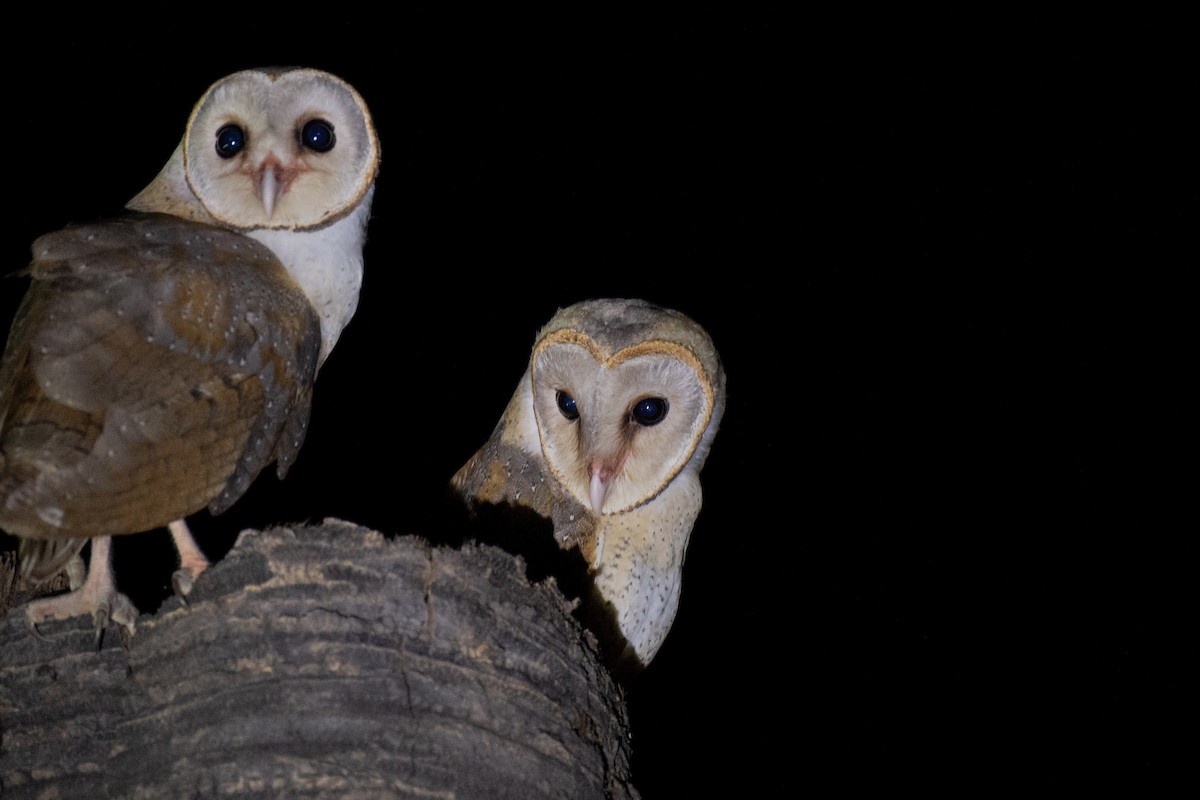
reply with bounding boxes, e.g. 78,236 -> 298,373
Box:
1,13 -> 1185,795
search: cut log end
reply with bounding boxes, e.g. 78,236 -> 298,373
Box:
0,520 -> 641,800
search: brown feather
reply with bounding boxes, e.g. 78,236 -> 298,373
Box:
0,213 -> 320,577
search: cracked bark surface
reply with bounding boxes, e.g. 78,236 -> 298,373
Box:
0,521 -> 639,799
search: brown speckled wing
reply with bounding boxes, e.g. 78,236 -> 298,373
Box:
452,436 -> 597,558
0,213 -> 320,570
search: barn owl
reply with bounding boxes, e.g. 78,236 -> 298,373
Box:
451,298 -> 726,672
0,67 -> 380,642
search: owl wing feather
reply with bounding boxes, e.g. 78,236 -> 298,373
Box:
0,213 -> 320,578
452,433 -> 598,556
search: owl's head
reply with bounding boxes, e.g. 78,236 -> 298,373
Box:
129,67 -> 380,232
529,299 -> 725,515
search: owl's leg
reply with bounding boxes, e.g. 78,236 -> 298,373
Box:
24,535 -> 138,646
168,519 -> 209,601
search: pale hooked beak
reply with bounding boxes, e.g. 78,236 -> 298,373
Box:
253,154 -> 297,220
589,469 -> 609,515
260,163 -> 279,219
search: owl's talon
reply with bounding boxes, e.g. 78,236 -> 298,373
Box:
26,617 -> 48,641
172,569 -> 194,602
23,555 -> 138,649
110,593 -> 139,636
93,603 -> 110,650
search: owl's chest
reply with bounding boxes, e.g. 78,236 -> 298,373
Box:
250,220 -> 365,366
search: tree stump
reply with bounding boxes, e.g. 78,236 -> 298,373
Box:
0,521 -> 639,799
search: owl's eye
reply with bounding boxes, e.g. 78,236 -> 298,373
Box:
631,397 -> 668,426
215,124 -> 246,158
556,390 -> 579,421
300,119 -> 336,153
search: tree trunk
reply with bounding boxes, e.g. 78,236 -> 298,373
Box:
0,521 -> 639,799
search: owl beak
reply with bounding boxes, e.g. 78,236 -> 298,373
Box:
588,452 -> 628,514
254,155 -> 298,220
589,469 -> 610,515
260,164 -> 279,219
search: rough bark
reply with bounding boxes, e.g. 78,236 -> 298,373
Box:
0,521 -> 639,799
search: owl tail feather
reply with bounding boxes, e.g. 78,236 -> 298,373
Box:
18,536 -> 87,583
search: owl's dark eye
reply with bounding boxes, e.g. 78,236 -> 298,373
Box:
631,397 -> 668,426
215,124 -> 246,158
300,119 -> 336,153
556,390 -> 579,421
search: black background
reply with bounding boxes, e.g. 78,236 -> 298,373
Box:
1,12 -> 1186,795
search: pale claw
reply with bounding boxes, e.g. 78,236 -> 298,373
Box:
172,569 -> 195,603
111,591 -> 138,633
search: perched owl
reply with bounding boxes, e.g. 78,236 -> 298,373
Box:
452,298 -> 726,672
0,67 -> 380,641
